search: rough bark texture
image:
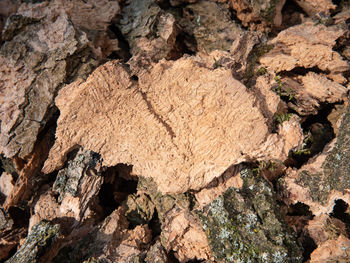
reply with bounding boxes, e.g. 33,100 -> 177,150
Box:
231,0 -> 286,29
260,22 -> 350,83
1,0 -> 350,262
0,9 -> 97,159
281,72 -> 348,115
293,0 -> 336,16
42,58 -> 302,193
278,106 -> 350,262
198,167 -> 303,262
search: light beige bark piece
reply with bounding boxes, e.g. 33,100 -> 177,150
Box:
310,235 -> 350,263
260,22 -> 350,75
294,0 -> 336,16
284,72 -> 348,115
301,72 -> 347,103
43,58 -> 300,193
161,209 -> 212,261
0,172 -> 14,197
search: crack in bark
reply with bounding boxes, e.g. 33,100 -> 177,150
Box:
137,89 -> 176,140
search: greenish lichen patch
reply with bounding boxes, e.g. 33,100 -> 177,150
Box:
125,193 -> 156,226
136,177 -> 195,222
53,148 -> 101,203
7,220 -> 60,263
198,167 -> 302,262
294,107 -> 350,205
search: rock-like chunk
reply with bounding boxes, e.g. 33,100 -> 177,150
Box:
260,22 -> 350,82
17,0 -> 121,59
198,167 -> 303,262
43,58 -> 302,193
118,0 -> 178,61
134,176 -> 213,261
162,209 -> 212,261
310,235 -> 350,263
0,11 -> 96,159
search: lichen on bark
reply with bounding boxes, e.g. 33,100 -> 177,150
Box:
6,220 -> 61,263
198,167 -> 303,262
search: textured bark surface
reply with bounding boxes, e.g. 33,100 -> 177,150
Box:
0,10 -> 97,159
281,72 -> 348,115
42,58 -> 302,193
294,0 -> 336,16
260,22 -> 350,83
231,0 -> 286,29
1,0 -> 350,262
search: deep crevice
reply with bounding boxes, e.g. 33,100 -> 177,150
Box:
170,31 -> 198,59
330,199 -> 350,236
286,104 -> 335,168
301,233 -> 317,262
107,24 -> 132,62
98,164 -> 138,219
149,210 -> 162,239
279,0 -> 308,31
8,206 -> 30,229
167,250 -> 181,263
280,66 -> 330,77
287,202 -> 314,218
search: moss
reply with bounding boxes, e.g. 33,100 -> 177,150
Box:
197,167 -> 302,262
274,113 -> 292,125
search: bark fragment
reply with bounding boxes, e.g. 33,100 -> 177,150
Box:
0,10 -> 97,159
231,0 -> 286,29
293,0 -> 336,16
282,72 -> 348,116
52,207 -> 152,263
6,220 -> 61,263
118,0 -> 178,62
260,22 -> 350,83
310,235 -> 350,262
179,1 -> 242,52
17,0 -> 121,59
29,147 -> 104,232
43,58 -> 302,193
198,167 -> 303,262
278,107 -> 350,213
278,107 -> 350,258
